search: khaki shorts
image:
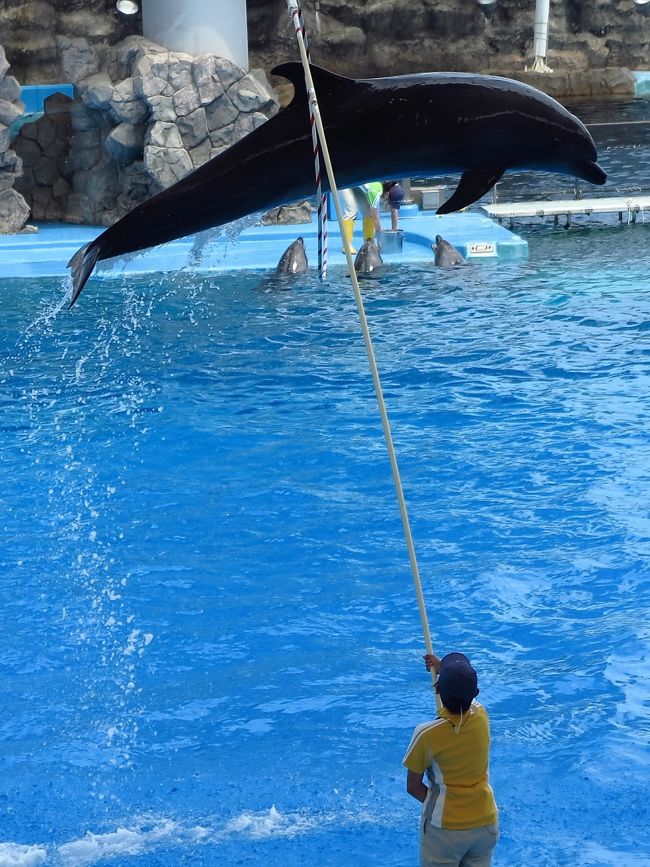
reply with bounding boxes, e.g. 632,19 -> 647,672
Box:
420,819 -> 499,867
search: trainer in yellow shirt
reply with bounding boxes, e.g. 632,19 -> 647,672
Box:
403,652 -> 499,867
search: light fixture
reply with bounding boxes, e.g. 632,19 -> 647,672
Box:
116,0 -> 139,14
477,0 -> 497,20
634,0 -> 650,14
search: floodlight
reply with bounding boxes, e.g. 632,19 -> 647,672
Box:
116,0 -> 139,14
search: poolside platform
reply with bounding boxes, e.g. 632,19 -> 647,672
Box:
482,194 -> 650,228
0,205 -> 527,281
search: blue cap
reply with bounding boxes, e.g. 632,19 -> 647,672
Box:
437,652 -> 478,713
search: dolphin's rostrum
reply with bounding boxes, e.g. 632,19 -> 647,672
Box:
68,63 -> 606,304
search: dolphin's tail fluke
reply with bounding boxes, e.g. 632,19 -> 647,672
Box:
68,241 -> 101,307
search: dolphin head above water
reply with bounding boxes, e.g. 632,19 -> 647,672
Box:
433,235 -> 467,267
275,237 -> 308,275
354,239 -> 384,276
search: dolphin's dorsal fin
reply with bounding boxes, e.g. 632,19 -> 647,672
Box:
271,62 -> 353,106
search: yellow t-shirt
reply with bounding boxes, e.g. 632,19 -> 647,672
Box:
403,702 -> 498,830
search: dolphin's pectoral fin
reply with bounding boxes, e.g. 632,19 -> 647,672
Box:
437,167 -> 506,214
271,62 -> 353,107
68,241 -> 101,307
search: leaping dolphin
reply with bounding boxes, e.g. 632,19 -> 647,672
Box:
68,62 -> 606,304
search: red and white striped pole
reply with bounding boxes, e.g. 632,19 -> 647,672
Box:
287,0 -> 328,278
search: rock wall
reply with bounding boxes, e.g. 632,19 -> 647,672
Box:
246,0 -> 650,78
1,0 -> 140,84
11,36 -> 279,227
0,46 -> 30,232
2,0 -> 649,86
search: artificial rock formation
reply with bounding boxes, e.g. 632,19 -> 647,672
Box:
2,0 -> 648,93
1,0 -> 140,85
247,0 -> 650,81
0,45 -> 30,233
14,36 -> 279,226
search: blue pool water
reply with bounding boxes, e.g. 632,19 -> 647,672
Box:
2,232 -> 649,866
2,101 -> 650,865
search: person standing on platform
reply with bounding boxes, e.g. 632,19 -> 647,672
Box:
382,180 -> 405,230
339,182 -> 383,253
403,652 -> 499,867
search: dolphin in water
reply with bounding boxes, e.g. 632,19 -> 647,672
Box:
275,237 -> 308,274
433,235 -> 467,267
68,62 -> 606,304
354,239 -> 383,276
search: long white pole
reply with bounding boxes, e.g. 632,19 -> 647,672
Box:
286,0 -> 440,707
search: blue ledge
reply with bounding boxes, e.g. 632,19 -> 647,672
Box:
11,83 -> 75,137
633,70 -> 650,97
0,208 -> 528,281
20,83 -> 75,113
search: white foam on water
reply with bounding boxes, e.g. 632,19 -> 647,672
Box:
0,843 -> 47,867
56,817 -> 209,866
220,805 -> 320,840
1,806 -> 340,867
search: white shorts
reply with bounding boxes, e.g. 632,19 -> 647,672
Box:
339,188 -> 358,220
420,819 -> 499,867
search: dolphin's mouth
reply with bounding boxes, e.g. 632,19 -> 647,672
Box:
574,160 -> 607,186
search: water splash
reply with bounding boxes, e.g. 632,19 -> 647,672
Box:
185,214 -> 261,269
1,807 -> 337,866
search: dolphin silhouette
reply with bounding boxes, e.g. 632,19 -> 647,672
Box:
68,62 -> 606,304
